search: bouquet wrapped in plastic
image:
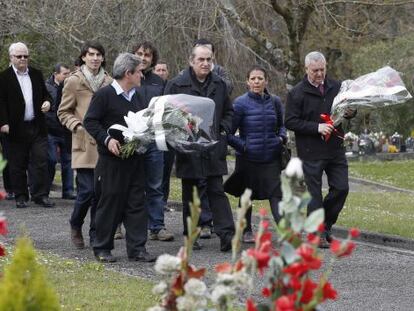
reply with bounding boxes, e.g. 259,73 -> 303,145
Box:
331,66 -> 412,127
109,94 -> 217,158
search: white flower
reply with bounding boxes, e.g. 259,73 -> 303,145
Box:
216,273 -> 236,285
284,157 -> 303,179
176,295 -> 206,311
152,281 -> 168,295
146,306 -> 166,311
154,254 -> 181,275
211,285 -> 236,305
184,278 -> 207,297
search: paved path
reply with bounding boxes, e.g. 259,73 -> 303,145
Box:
1,197 -> 414,311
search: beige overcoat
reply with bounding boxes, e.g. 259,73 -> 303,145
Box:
58,70 -> 112,169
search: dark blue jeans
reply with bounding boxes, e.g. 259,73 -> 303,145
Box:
47,134 -> 74,196
144,143 -> 165,231
70,168 -> 96,239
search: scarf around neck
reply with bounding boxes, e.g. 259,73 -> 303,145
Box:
81,65 -> 105,92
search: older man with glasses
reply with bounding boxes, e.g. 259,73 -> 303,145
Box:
0,42 -> 54,209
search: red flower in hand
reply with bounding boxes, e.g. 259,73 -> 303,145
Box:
283,262 -> 309,278
275,295 -> 296,311
322,281 -> 338,301
0,217 -> 7,236
262,287 -> 271,297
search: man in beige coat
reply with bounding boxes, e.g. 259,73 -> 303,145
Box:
58,41 -> 112,249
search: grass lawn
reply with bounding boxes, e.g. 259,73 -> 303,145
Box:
169,176 -> 414,239
348,160 -> 414,190
0,252 -> 157,311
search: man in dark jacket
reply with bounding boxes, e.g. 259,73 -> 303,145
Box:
164,45 -> 235,252
285,51 -> 356,248
84,53 -> 155,263
0,42 -> 54,208
132,41 -> 174,242
45,63 -> 75,199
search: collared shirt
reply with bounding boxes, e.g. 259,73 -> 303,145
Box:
111,80 -> 136,102
12,65 -> 34,121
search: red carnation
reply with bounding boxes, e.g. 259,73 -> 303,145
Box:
275,295 -> 296,311
0,217 -> 7,236
317,223 -> 325,233
322,282 -> 338,301
349,228 -> 360,238
300,278 -> 317,304
246,298 -> 258,311
247,249 -> 271,273
307,233 -> 320,245
0,244 -> 5,257
262,287 -> 271,297
0,191 -> 6,200
283,262 -> 309,277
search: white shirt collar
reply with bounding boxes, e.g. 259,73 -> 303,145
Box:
12,64 -> 29,76
111,80 -> 136,101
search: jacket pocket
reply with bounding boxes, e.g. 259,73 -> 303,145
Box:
72,128 -> 86,151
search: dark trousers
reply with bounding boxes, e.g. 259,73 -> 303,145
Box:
70,169 -> 96,239
0,135 -> 12,193
181,176 -> 235,238
93,156 -> 147,257
47,134 -> 74,196
302,154 -> 349,230
198,178 -> 213,228
8,123 -> 48,201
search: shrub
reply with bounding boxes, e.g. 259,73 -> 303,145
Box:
0,236 -> 61,311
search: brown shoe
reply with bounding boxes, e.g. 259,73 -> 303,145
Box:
114,225 -> 124,240
149,228 -> 174,241
71,228 -> 85,249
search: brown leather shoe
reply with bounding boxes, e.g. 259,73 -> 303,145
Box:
71,228 -> 85,249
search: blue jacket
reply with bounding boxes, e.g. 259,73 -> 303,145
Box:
228,91 -> 287,163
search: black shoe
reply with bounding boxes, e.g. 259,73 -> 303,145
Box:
128,251 -> 156,262
94,251 -> 116,262
16,200 -> 29,208
325,230 -> 333,243
6,192 -> 15,200
33,197 -> 55,208
62,192 -> 76,200
220,233 -> 233,252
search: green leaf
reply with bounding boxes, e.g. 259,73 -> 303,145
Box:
304,209 -> 325,233
281,241 -> 299,264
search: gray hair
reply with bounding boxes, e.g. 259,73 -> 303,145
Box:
112,53 -> 141,79
304,51 -> 326,66
189,45 -> 213,62
9,42 -> 29,56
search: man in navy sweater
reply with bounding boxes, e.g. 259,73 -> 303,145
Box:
84,53 -> 155,263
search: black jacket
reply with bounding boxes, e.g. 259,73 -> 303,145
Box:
285,75 -> 344,160
137,70 -> 165,108
0,66 -> 51,141
164,67 -> 233,178
83,84 -> 145,158
45,75 -> 66,136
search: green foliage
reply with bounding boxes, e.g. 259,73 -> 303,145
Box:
0,237 -> 61,311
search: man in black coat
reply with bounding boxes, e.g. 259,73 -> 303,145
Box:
285,51 -> 356,248
84,53 -> 155,263
0,42 -> 54,208
45,63 -> 75,200
164,45 -> 235,252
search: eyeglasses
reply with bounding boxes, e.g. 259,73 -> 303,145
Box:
13,55 -> 29,59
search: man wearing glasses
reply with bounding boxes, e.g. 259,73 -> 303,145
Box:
0,42 -> 54,208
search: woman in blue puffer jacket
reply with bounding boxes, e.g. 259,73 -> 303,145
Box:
224,65 -> 287,243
